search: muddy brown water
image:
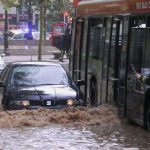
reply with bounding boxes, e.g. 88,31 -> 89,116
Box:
0,104 -> 149,150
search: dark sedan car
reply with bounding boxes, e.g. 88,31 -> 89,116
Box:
0,62 -> 85,110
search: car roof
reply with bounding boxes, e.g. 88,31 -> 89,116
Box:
9,61 -> 62,67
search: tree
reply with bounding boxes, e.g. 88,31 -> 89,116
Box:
36,0 -> 74,61
44,0 -> 74,23
38,0 -> 44,61
0,0 -> 20,55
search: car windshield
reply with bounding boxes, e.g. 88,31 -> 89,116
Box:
11,65 -> 70,86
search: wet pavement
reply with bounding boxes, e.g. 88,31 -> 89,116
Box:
3,54 -> 69,65
3,54 -> 69,71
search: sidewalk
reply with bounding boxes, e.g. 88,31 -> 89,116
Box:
0,45 -> 61,55
3,54 -> 69,64
3,53 -> 69,71
0,45 -> 69,70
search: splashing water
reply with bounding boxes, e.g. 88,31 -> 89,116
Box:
0,104 -> 120,128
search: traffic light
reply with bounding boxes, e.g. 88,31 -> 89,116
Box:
64,11 -> 69,17
64,11 -> 70,24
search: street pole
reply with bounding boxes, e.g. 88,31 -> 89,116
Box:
38,2 -> 44,61
27,0 -> 33,40
43,5 -> 46,40
4,9 -> 9,55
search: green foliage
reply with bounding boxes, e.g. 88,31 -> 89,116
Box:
1,0 -> 74,22
43,0 -> 74,22
0,0 -> 20,8
17,0 -> 74,22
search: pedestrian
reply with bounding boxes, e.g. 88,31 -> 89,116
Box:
59,32 -> 65,62
59,28 -> 71,61
64,28 -> 71,58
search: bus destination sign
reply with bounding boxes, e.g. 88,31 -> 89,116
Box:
135,1 -> 150,11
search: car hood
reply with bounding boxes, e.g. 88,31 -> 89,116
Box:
13,85 -> 77,100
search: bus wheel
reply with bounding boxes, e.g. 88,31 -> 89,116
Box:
89,81 -> 97,106
147,102 -> 150,130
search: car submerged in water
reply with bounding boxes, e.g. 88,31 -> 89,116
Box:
0,62 -> 85,110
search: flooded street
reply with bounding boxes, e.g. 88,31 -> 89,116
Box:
0,105 -> 149,150
0,55 -> 150,149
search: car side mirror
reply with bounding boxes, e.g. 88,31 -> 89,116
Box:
0,81 -> 5,87
75,80 -> 85,86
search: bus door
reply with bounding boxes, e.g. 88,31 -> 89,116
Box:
79,18 -> 89,102
72,18 -> 84,81
87,18 -> 105,106
69,18 -> 76,76
118,16 -> 130,117
101,18 -> 113,103
107,19 -> 121,104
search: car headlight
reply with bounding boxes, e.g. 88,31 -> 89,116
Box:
13,100 -> 30,106
67,99 -> 75,106
21,100 -> 30,106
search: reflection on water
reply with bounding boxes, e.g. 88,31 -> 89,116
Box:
90,124 -> 150,150
0,105 -> 149,149
0,125 -> 100,150
0,124 -> 150,150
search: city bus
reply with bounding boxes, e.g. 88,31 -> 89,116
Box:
70,0 -> 150,129
50,23 -> 65,49
50,22 -> 72,50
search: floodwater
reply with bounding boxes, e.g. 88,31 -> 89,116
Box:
0,105 -> 149,150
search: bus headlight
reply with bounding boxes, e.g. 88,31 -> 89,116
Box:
67,99 -> 75,106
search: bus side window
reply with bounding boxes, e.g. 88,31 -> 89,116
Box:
129,16 -> 146,73
129,28 -> 145,73
90,26 -> 105,60
89,18 -> 105,60
92,27 -> 104,60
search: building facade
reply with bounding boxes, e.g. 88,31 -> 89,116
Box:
0,4 -> 17,30
0,3 -> 38,31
